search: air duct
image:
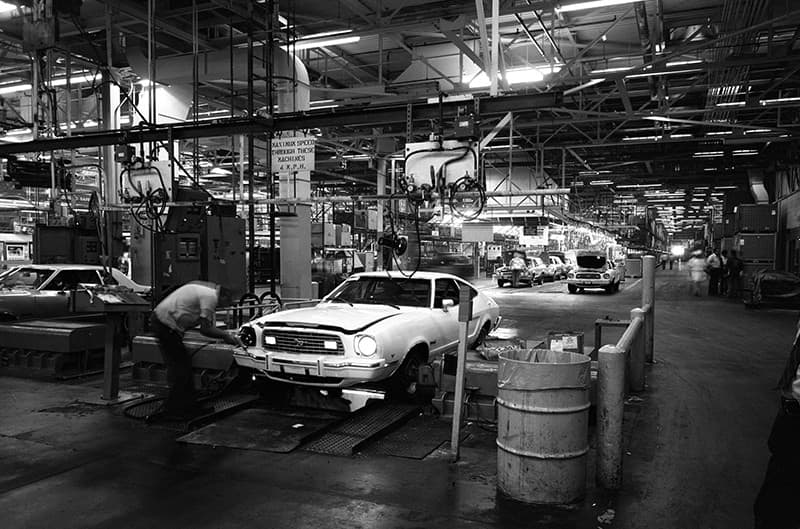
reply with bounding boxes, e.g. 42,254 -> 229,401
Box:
747,169 -> 769,204
125,45 -> 310,122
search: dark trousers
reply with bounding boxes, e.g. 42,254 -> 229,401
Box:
151,317 -> 196,413
708,269 -> 722,295
754,405 -> 800,529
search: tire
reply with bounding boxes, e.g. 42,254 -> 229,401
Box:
471,322 -> 491,348
568,284 -> 578,294
497,280 -> 505,288
391,349 -> 426,397
614,281 -> 621,292
605,284 -> 614,294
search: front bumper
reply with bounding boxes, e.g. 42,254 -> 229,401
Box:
567,279 -> 613,288
233,348 -> 397,388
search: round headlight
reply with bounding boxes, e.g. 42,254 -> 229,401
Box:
355,335 -> 378,356
603,273 -> 610,279
239,326 -> 256,347
568,273 -> 575,279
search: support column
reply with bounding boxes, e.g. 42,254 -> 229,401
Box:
279,166 -> 312,299
376,158 -> 387,271
642,255 -> 656,363
597,344 -> 625,489
101,76 -> 121,270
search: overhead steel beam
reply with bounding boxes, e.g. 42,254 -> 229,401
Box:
514,13 -> 548,60
479,112 -> 513,149
0,118 -> 273,155
272,92 -> 561,130
386,34 -> 457,88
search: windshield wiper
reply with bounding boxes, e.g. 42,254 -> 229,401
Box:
359,299 -> 401,310
328,296 -> 353,307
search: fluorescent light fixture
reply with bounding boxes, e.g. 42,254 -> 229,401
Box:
557,0 -> 638,12
665,60 -> 703,67
759,96 -> 800,105
591,66 -> 634,74
715,101 -> 745,107
50,73 -> 100,87
0,83 -> 31,95
310,99 -> 335,105
623,135 -> 660,141
589,180 -> 613,185
209,167 -> 232,176
309,104 -> 339,110
616,183 -> 661,188
714,186 -> 739,190
426,94 -> 474,104
283,30 -> 360,51
703,168 -> 718,171
732,150 -> 758,156
626,67 -> 702,79
706,131 -> 733,136
692,151 -> 724,158
744,128 -> 773,134
0,1 -> 17,13
669,134 -> 693,139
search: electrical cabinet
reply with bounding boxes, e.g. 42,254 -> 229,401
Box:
735,204 -> 777,233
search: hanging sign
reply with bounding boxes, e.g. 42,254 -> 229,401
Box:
271,133 -> 316,174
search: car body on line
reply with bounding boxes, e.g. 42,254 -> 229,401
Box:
0,264 -> 151,320
233,271 -> 501,389
494,257 -> 535,287
546,255 -> 570,280
566,251 -> 621,294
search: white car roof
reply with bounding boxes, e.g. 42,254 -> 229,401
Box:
349,270 -> 467,281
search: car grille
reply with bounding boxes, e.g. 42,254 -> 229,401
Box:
576,273 -> 601,279
261,329 -> 344,355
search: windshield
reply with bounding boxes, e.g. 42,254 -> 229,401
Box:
0,267 -> 55,289
577,255 -> 607,269
327,276 -> 431,308
531,257 -> 543,266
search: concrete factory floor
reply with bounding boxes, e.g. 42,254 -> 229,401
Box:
0,268 -> 796,529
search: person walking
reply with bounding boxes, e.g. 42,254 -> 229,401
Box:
151,281 -> 243,418
687,249 -> 706,297
727,249 -> 744,299
660,253 -> 668,270
753,317 -> 800,529
719,250 -> 729,296
706,248 -> 723,296
509,251 -> 526,288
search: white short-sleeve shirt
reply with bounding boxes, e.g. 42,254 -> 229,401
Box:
153,281 -> 219,335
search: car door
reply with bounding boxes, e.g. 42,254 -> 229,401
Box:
429,278 -> 462,354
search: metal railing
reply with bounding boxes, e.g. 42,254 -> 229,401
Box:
596,255 -> 656,490
220,297 -> 320,329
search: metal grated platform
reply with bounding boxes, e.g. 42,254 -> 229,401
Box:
124,393 -> 259,432
302,402 -> 420,456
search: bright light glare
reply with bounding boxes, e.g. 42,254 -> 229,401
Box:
464,65 -> 562,88
557,0 -> 638,12
0,1 -> 17,14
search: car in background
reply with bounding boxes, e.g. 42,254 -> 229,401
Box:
0,264 -> 151,321
233,271 -> 501,391
419,252 -> 474,278
566,251 -> 621,294
547,255 -> 570,280
530,256 -> 556,283
495,257 -> 535,287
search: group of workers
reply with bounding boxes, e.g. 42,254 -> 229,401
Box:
686,247 -> 744,297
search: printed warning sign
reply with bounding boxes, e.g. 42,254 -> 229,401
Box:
271,133 -> 316,173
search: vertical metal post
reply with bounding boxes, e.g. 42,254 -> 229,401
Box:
490,0 -> 499,96
450,285 -> 472,462
247,1 -> 256,293
628,308 -> 645,392
102,314 -> 121,400
642,255 -> 656,363
597,344 -> 625,489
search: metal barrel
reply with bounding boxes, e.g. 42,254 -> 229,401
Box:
496,349 -> 591,505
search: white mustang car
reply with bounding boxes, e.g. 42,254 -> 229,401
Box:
233,271 -> 501,390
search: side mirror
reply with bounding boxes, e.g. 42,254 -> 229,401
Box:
442,298 -> 455,312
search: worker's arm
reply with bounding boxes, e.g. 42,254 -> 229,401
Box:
198,317 -> 243,346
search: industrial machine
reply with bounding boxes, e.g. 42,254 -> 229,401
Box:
129,186 -> 247,302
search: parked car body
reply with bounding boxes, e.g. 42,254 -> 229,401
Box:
233,271 -> 501,389
547,255 -> 570,280
420,252 -> 474,278
0,264 -> 151,320
566,251 -> 621,294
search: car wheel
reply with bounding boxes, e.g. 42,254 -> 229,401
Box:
567,284 -> 578,294
605,284 -> 614,294
471,322 -> 491,348
497,280 -> 505,288
614,281 -> 621,292
391,348 -> 426,398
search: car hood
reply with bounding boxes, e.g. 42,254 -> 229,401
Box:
252,304 -> 404,333
0,288 -> 36,296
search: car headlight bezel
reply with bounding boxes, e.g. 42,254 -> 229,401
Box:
603,273 -> 610,279
239,326 -> 257,347
568,273 -> 575,279
354,334 -> 378,357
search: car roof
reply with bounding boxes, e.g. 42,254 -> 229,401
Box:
349,270 -> 466,281
12,264 -> 106,271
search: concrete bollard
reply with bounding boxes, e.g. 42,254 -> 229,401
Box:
597,344 -> 626,490
628,308 -> 646,392
642,255 -> 656,363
